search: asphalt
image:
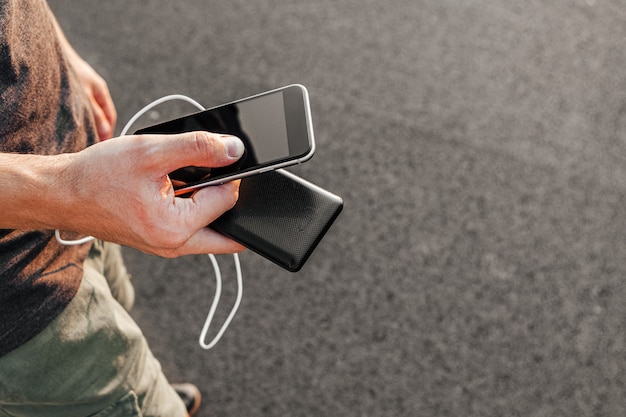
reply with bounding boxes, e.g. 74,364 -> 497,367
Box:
49,1 -> 626,416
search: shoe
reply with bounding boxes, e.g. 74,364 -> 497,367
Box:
172,383 -> 202,417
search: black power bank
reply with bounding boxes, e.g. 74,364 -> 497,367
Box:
209,169 -> 343,272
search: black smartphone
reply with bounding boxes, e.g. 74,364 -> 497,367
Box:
135,84 -> 315,195
209,169 -> 344,272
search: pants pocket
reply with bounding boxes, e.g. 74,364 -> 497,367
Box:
90,391 -> 142,417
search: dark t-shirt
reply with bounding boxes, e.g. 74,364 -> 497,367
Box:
0,0 -> 97,357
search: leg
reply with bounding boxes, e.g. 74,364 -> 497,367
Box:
0,245 -> 187,417
88,240 -> 135,312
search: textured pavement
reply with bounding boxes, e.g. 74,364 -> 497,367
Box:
49,1 -> 626,416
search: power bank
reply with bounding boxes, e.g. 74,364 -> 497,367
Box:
209,169 -> 344,272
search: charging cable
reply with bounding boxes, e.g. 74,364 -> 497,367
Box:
55,94 -> 243,350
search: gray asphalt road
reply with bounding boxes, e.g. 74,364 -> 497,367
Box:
49,1 -> 626,416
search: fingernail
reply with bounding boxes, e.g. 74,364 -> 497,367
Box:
222,135 -> 245,159
98,122 -> 111,137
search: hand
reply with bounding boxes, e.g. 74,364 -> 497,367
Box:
67,53 -> 117,141
57,131 -> 246,257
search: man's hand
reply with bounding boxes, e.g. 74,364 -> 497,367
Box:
0,132 -> 246,257
68,54 -> 117,141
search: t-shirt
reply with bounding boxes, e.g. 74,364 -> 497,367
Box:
0,0 -> 97,357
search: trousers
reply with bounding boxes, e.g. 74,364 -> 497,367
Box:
0,241 -> 187,417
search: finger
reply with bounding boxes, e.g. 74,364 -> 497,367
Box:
93,82 -> 117,132
140,131 -> 245,174
89,97 -> 113,141
176,179 -> 241,231
172,227 -> 246,257
158,181 -> 244,256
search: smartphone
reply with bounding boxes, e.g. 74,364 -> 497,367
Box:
135,84 -> 315,195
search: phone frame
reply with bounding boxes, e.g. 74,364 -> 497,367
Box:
135,84 -> 316,195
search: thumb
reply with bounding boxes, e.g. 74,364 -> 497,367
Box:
140,131 -> 245,174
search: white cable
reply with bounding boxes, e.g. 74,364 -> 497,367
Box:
199,253 -> 243,350
120,94 -> 205,136
56,94 -> 243,350
54,229 -> 96,246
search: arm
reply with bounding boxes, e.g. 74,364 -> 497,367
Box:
0,132 -> 246,257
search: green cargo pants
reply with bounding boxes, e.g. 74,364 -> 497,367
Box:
0,241 -> 187,417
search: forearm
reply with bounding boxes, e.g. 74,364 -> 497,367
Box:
0,152 -> 75,231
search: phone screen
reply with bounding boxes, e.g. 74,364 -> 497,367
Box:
135,85 -> 314,189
